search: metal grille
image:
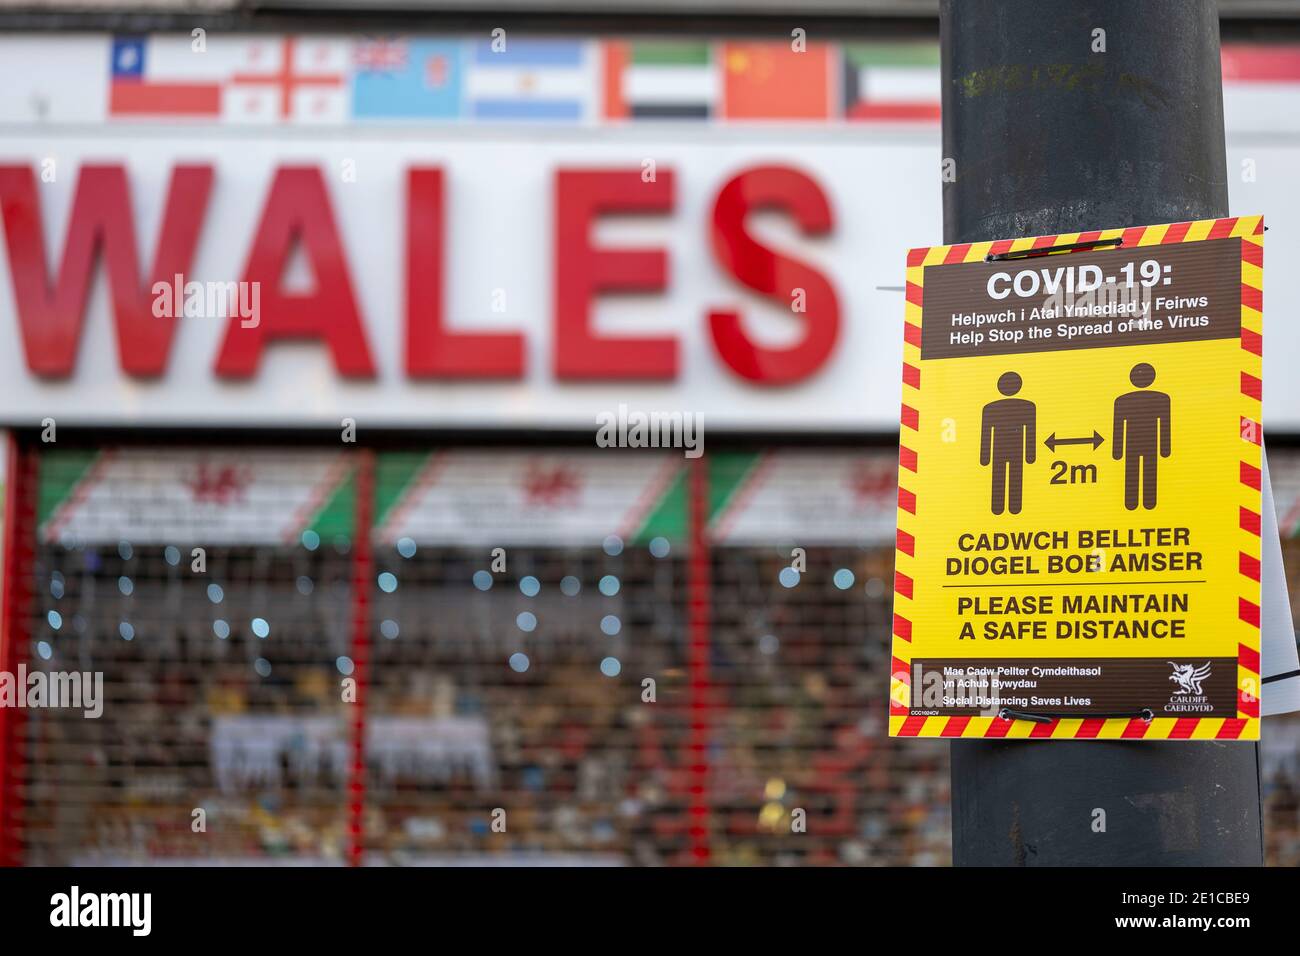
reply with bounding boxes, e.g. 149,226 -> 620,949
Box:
24,451 -> 358,865
1263,536 -> 1300,867
709,544 -> 949,865
6,442 -> 1300,865
364,541 -> 688,864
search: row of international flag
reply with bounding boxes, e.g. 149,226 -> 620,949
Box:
105,34 -> 945,123
9,34 -> 1300,128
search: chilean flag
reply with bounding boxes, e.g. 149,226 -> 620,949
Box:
109,36 -> 221,116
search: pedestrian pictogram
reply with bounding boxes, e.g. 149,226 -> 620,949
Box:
1113,362 -> 1172,510
980,371 -> 1035,515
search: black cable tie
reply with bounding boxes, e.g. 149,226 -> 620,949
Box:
998,707 -> 1154,724
985,236 -> 1123,262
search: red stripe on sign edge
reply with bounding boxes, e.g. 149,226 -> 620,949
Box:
1217,719 -> 1247,740
1241,373 -> 1262,401
941,716 -> 970,737
1239,598 -> 1260,627
1076,718 -> 1104,739
1121,718 -> 1151,739
1208,217 -> 1239,240
897,715 -> 928,736
983,716 -> 1012,738
944,243 -> 972,265
1028,720 -> 1058,739
1121,225 -> 1149,248
1242,283 -> 1263,312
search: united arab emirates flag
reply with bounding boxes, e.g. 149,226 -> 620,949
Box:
842,42 -> 941,122
604,41 -> 718,119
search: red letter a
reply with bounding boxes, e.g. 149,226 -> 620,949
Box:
216,166 -> 375,379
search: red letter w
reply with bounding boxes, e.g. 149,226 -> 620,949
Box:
0,163 -> 212,377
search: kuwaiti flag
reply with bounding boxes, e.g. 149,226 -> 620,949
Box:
841,42 -> 940,122
603,40 -> 718,119
466,39 -> 592,120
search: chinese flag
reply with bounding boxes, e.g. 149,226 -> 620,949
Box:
722,42 -> 831,119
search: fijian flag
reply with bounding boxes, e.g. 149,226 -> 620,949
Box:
841,42 -> 940,122
466,39 -> 590,121
352,38 -> 463,119
603,41 -> 718,119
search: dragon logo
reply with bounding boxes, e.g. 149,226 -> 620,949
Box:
1168,661 -> 1211,696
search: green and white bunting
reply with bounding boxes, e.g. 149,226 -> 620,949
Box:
29,446 -> 1121,549
39,449 -> 354,546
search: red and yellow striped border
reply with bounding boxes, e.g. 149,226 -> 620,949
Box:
890,215 -> 1264,741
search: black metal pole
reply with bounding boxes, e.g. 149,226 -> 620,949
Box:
942,0 -> 1263,866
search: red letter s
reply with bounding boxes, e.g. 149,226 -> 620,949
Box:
708,165 -> 839,384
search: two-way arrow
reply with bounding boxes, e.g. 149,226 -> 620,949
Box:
1044,430 -> 1104,452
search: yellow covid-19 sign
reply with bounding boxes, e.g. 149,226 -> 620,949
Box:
890,216 -> 1263,741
